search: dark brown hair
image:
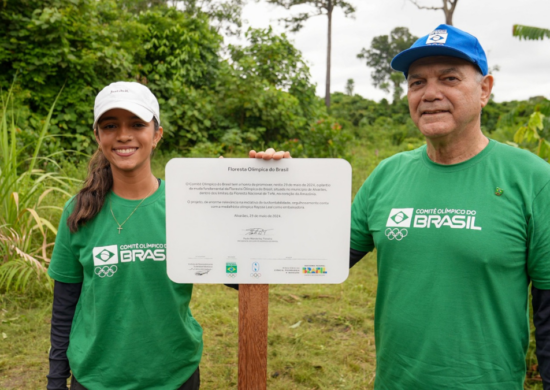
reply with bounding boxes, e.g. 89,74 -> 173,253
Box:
67,118 -> 160,232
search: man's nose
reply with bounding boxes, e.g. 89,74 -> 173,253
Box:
422,80 -> 442,102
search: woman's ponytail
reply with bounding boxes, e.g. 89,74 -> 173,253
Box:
67,148 -> 113,232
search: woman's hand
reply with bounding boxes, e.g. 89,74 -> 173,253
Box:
249,148 -> 292,160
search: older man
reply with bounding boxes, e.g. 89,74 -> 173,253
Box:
348,24 -> 550,389
255,24 -> 550,389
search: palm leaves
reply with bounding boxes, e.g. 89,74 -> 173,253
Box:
513,25 -> 550,41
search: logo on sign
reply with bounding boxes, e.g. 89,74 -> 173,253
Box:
226,262 -> 237,278
302,266 -> 327,275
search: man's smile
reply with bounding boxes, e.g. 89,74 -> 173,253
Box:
421,109 -> 450,116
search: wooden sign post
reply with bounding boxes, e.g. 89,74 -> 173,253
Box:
238,284 -> 269,390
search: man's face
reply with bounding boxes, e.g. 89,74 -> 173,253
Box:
407,56 -> 492,141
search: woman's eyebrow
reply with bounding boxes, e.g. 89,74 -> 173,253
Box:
98,115 -> 141,124
98,116 -> 117,124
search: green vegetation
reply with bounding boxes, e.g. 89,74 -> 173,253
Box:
1,0 -> 549,389
0,85 -> 75,294
1,134 -> 547,389
357,27 -> 418,103
0,0 -> 340,159
513,25 -> 550,41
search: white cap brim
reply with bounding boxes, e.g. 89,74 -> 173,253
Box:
93,101 -> 155,128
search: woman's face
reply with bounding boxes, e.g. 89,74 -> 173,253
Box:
95,108 -> 163,175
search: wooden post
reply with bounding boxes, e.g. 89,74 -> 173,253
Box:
238,284 -> 269,390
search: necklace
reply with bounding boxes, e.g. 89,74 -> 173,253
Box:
109,181 -> 158,234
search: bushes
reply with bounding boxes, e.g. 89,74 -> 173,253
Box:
0,0 -> 143,155
0,2 -> 343,159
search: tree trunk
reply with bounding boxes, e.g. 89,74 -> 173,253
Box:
325,0 -> 332,109
443,0 -> 458,26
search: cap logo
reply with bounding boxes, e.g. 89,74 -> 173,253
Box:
110,89 -> 129,94
426,30 -> 448,45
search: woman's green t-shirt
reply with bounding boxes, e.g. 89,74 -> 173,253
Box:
48,180 -> 203,390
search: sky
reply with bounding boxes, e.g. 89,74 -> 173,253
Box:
229,0 -> 550,103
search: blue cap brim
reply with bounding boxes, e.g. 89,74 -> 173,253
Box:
391,46 -> 483,78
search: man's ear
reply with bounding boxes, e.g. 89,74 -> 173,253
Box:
480,74 -> 494,108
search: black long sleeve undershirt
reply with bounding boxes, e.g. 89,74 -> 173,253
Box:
350,248 -> 368,269
47,281 -> 82,390
532,285 -> 550,389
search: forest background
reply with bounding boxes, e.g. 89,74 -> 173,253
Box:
1,0 -> 549,389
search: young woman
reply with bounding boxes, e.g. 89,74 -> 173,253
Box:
47,82 -> 203,390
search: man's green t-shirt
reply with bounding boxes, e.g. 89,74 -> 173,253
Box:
48,180 -> 203,390
351,140 -> 550,390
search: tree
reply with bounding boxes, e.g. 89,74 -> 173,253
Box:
176,0 -> 247,36
345,78 -> 354,96
409,0 -> 458,26
264,0 -> 356,109
224,27 -> 319,143
120,0 -> 247,35
120,0 -> 168,13
513,25 -> 550,41
0,0 -> 144,153
357,27 -> 417,103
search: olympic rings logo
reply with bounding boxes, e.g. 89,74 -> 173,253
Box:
227,273 -> 237,278
250,273 -> 261,278
95,265 -> 118,278
385,228 -> 408,241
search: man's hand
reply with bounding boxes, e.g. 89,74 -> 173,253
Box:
249,148 -> 292,160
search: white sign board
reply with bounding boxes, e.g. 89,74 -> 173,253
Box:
165,158 -> 351,284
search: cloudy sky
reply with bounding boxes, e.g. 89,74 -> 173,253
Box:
230,0 -> 550,103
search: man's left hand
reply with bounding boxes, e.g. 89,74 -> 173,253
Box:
249,148 -> 292,160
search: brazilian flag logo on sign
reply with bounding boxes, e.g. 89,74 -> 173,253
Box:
226,262 -> 237,274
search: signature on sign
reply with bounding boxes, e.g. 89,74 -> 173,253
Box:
244,228 -> 272,236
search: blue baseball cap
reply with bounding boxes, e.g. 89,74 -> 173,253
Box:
391,24 -> 488,78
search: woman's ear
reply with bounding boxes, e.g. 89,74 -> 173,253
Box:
153,126 -> 163,149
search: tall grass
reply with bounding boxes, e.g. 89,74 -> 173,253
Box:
0,84 -> 75,293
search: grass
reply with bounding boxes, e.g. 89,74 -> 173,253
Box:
0,255 -> 378,390
0,293 -> 51,389
0,140 -> 545,389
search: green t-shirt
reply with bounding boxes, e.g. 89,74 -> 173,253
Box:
351,140 -> 550,390
48,180 -> 203,390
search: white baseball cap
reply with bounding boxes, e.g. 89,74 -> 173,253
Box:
93,81 -> 160,128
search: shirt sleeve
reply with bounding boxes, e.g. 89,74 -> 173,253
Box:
350,179 -> 375,253
47,281 -> 82,390
350,248 -> 368,269
528,181 -> 550,290
532,285 -> 550,389
47,200 -> 83,283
